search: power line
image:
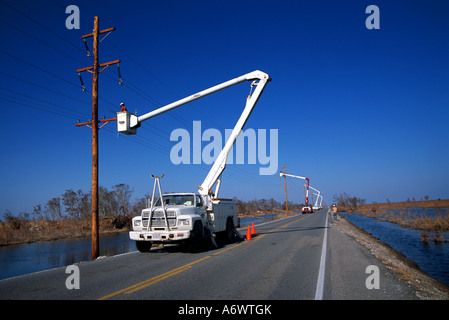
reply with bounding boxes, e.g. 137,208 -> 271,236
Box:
0,94 -> 81,120
0,54 -> 120,119
0,71 -> 88,106
0,18 -> 86,64
0,49 -> 80,89
0,49 -> 267,188
0,87 -> 89,119
0,4 -> 268,189
0,0 -> 86,54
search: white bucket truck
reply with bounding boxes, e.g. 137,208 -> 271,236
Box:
117,70 -> 271,251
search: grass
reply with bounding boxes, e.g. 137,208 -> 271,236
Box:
341,199 -> 449,245
341,199 -> 449,232
0,217 -> 129,246
355,207 -> 449,232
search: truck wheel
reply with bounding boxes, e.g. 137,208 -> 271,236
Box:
188,221 -> 204,252
225,218 -> 234,243
135,240 -> 152,253
215,218 -> 235,245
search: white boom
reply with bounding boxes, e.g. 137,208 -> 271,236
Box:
279,172 -> 310,205
117,70 -> 271,201
309,185 -> 321,208
312,192 -> 323,208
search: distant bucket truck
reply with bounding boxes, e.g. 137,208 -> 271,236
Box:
279,171 -> 317,213
117,70 -> 271,252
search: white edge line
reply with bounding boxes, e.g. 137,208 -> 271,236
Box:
314,211 -> 328,300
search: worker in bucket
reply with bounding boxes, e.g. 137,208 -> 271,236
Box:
120,102 -> 127,112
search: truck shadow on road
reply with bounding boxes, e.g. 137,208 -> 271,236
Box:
142,226 -> 327,255
145,237 -> 246,254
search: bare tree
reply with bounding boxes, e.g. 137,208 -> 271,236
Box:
46,197 -> 62,220
32,204 -> 43,221
76,190 -> 91,220
62,189 -> 78,219
99,186 -> 116,218
333,192 -> 365,209
131,196 -> 147,216
111,184 -> 133,217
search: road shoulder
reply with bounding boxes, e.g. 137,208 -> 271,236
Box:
328,213 -> 449,300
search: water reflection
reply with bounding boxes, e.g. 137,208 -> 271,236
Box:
0,231 -> 134,280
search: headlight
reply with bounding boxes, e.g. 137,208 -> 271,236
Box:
178,219 -> 190,226
134,219 -> 141,227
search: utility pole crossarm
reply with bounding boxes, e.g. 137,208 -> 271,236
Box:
76,59 -> 121,73
81,27 -> 116,39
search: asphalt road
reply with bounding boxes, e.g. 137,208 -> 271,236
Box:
0,209 -> 418,301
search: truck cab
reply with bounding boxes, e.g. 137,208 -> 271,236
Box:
301,206 -> 314,213
130,193 -> 206,246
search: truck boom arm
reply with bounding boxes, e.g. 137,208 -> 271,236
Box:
308,185 -> 320,207
279,172 -> 310,205
312,192 -> 323,207
117,70 -> 271,199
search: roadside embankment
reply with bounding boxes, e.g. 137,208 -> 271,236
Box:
335,214 -> 449,300
338,200 -> 449,248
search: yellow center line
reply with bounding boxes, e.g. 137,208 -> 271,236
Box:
124,265 -> 192,294
98,256 -> 210,300
268,214 -> 308,233
98,214 -> 310,300
212,239 -> 247,256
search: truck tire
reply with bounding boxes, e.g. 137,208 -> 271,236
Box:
188,221 -> 204,252
216,217 -> 235,245
135,240 -> 152,253
224,217 -> 234,243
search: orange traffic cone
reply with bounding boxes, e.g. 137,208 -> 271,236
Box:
245,225 -> 252,240
251,222 -> 256,235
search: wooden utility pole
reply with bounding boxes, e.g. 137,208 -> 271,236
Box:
281,165 -> 289,214
76,16 -> 120,260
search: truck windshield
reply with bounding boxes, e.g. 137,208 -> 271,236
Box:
154,194 -> 195,206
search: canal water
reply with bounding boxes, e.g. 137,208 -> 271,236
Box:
0,214 -> 284,280
340,211 -> 449,287
0,232 -> 135,280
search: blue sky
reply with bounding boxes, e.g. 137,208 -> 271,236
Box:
1,0 -> 448,217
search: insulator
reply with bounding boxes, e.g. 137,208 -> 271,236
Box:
78,72 -> 86,92
117,64 -> 123,86
83,39 -> 91,57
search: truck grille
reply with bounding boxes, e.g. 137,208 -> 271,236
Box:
142,210 -> 176,228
